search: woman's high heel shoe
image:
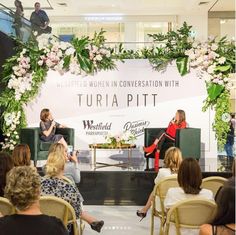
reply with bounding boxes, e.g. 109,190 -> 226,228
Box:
90,220 -> 104,233
143,143 -> 156,154
136,210 -> 147,221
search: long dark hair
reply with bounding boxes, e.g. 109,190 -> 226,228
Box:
212,185 -> 235,225
0,152 -> 14,197
177,158 -> 202,194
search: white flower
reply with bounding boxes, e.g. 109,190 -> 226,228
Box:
92,45 -> 98,53
207,65 -> 215,74
211,43 -> 218,51
223,77 -> 229,83
65,47 -> 75,56
38,60 -> 44,66
218,57 -> 226,64
95,54 -> 103,61
192,42 -> 198,48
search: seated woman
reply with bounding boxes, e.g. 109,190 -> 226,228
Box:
41,143 -> 104,233
199,185 -> 235,235
0,166 -> 68,235
12,144 -> 31,166
136,147 -> 182,220
0,152 -> 14,197
143,109 -> 187,169
48,143 -> 81,185
40,108 -> 68,150
164,158 -> 214,235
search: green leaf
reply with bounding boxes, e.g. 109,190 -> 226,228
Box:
215,65 -> 231,72
63,55 -> 71,69
207,83 -> 224,101
176,57 -> 189,76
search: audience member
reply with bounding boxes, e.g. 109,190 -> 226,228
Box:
30,2 -> 52,35
164,158 -> 213,209
13,0 -> 24,39
164,158 -> 214,235
39,108 -> 68,150
0,166 -> 68,235
12,144 -> 31,166
41,143 -> 104,233
136,147 -> 182,220
48,143 -> 80,184
199,185 -> 235,235
0,152 -> 13,197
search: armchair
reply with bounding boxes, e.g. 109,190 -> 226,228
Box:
20,127 -> 74,166
144,128 -> 201,169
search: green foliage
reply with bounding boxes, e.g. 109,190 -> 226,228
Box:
148,22 -> 193,71
0,24 -> 234,150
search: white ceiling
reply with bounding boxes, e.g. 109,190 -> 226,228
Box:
0,0 -> 235,17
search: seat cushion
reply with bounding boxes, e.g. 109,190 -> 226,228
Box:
40,141 -> 52,151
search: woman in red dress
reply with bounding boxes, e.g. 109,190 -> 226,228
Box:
144,110 -> 187,170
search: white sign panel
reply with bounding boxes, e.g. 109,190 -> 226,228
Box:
25,59 -> 217,169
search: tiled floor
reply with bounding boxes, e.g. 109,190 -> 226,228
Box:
82,205 -> 160,235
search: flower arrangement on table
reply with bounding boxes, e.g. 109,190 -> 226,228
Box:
103,131 -> 136,148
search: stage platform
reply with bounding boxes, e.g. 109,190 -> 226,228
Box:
37,151 -> 233,206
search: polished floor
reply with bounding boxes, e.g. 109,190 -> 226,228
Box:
82,205 -> 159,235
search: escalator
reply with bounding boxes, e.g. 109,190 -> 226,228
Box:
0,3 -> 32,145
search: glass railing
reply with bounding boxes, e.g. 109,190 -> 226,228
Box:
0,3 -> 31,43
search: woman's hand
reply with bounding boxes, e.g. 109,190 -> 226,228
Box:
70,151 -> 79,163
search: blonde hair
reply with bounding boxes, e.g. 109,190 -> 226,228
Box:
163,147 -> 182,173
46,143 -> 65,177
12,144 -> 31,167
4,166 -> 40,211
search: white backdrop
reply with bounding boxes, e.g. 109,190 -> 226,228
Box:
25,60 -> 217,170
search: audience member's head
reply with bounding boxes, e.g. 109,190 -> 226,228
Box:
0,152 -> 13,197
4,166 -> 41,211
163,147 -> 182,173
46,143 -> 65,177
40,108 -> 50,122
213,185 -> 235,225
12,144 -> 31,166
177,157 -> 202,194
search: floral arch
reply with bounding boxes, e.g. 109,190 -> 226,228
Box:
0,23 -> 235,150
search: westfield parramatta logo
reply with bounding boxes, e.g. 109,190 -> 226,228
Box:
83,120 -> 112,130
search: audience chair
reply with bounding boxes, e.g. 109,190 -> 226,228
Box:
201,176 -> 227,197
20,127 -> 74,166
150,175 -> 178,235
165,198 -> 217,235
0,197 -> 15,215
39,195 -> 84,235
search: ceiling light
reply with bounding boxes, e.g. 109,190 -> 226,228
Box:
198,1 -> 210,5
57,2 -> 67,6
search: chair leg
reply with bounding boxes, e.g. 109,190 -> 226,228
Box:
150,213 -> 154,235
34,160 -> 37,167
146,157 -> 150,170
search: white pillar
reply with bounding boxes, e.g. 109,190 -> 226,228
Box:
124,22 -> 138,50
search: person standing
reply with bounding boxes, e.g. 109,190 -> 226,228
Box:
225,115 -> 235,171
13,0 -> 24,39
30,2 -> 52,35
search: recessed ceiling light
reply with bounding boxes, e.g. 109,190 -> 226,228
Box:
198,1 -> 210,5
57,2 -> 67,6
